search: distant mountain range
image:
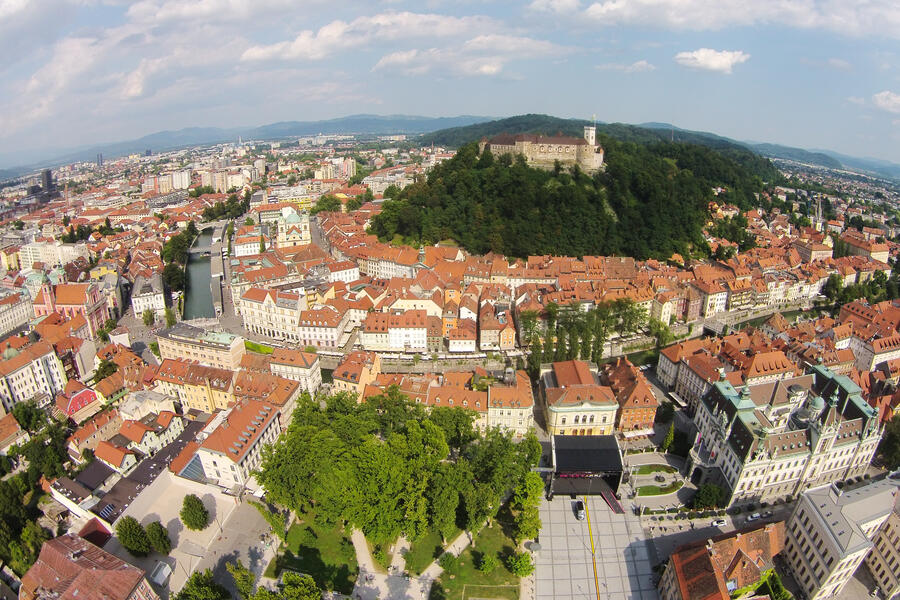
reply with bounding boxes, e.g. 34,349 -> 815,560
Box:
0,114 -> 494,177
4,113 -> 900,183
422,116 -> 900,183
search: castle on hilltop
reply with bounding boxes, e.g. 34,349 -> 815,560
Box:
478,126 -> 604,173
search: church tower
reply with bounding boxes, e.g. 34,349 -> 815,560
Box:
584,125 -> 596,147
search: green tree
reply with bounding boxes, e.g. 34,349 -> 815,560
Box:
661,423 -> 675,452
116,516 -> 150,557
249,500 -> 287,542
142,309 -> 155,327
505,551 -> 535,577
226,560 -> 256,600
877,414 -> 900,470
478,553 -> 499,574
176,570 -> 230,600
163,262 -> 185,291
180,494 -> 210,531
94,359 -> 118,381
164,307 -> 176,328
146,521 -> 171,555
311,195 -> 342,215
12,402 -> 43,432
693,484 -> 724,509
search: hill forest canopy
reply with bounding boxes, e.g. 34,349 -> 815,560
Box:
369,138 -> 775,261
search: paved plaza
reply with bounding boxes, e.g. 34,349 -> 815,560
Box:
536,495 -> 658,600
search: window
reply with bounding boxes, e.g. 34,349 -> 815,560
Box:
561,417 -> 566,425
574,415 -> 580,424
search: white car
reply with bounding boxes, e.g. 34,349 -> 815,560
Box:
747,512 -> 761,522
711,518 -> 727,527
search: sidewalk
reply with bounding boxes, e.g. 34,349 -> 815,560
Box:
350,529 -> 475,600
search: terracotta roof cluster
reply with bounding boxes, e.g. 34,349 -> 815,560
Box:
20,533 -> 149,600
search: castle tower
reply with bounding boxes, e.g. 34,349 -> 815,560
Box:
584,125 -> 596,147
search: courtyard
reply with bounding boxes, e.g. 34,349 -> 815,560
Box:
535,495 -> 658,600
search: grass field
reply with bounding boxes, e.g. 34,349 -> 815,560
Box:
245,340 -> 275,354
405,529 -> 449,575
429,517 -> 520,600
637,481 -> 684,496
264,510 -> 358,593
635,464 -> 677,475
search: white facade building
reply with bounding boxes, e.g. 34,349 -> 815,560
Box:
784,476 -> 900,600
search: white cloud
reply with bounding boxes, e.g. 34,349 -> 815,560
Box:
528,0 -> 581,13
372,34 -> 566,78
873,91 -> 900,113
125,0 -> 297,24
581,0 -> 900,38
596,59 -> 655,73
847,96 -> 865,105
827,57 -> 851,70
242,12 -> 493,61
674,48 -> 749,74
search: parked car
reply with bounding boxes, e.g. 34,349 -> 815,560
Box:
747,512 -> 761,522
575,500 -> 586,521
711,518 -> 727,527
761,510 -> 773,518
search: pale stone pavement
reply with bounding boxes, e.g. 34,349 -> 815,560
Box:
350,529 -> 476,600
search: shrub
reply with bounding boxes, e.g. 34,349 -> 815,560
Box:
180,494 -> 210,531
478,553 -> 499,574
438,553 -> 457,572
505,551 -> 534,577
146,521 -> 171,555
116,516 -> 150,557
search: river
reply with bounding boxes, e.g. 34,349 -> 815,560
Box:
182,229 -> 215,320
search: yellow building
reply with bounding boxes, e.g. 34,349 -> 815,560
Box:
332,351 -> 381,402
152,358 -> 234,413
540,360 -> 618,435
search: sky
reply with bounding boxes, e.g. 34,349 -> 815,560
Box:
2,0 -> 900,168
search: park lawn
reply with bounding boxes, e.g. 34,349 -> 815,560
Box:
637,481 -> 684,496
405,528 -> 451,575
635,464 -> 677,475
367,538 -> 392,573
429,521 -> 520,600
245,340 -> 275,354
263,510 -> 358,594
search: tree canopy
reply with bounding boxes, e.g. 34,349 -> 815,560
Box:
180,494 -> 210,531
257,390 -> 541,544
369,139 -> 768,261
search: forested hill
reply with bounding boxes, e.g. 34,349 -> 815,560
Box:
369,138 -> 773,261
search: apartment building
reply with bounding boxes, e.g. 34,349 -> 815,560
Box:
17,240 -> 89,268
784,475 -> 900,600
687,365 -> 882,507
67,409 -> 122,462
602,357 -> 659,433
269,348 -> 322,395
151,358 -> 235,413
360,310 -> 428,352
238,287 -> 307,341
332,351 -> 381,401
865,497 -> 900,600
196,399 -> 281,490
540,360 -> 618,436
485,370 -> 535,438
117,411 -> 184,456
157,322 -> 246,370
0,291 -> 32,337
0,341 -> 68,414
297,305 -> 350,349
130,273 -> 166,318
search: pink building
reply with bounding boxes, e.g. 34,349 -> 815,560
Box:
33,281 -> 109,339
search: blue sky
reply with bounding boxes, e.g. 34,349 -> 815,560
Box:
2,0 -> 900,168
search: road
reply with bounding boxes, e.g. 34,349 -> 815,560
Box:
640,502 -> 794,565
